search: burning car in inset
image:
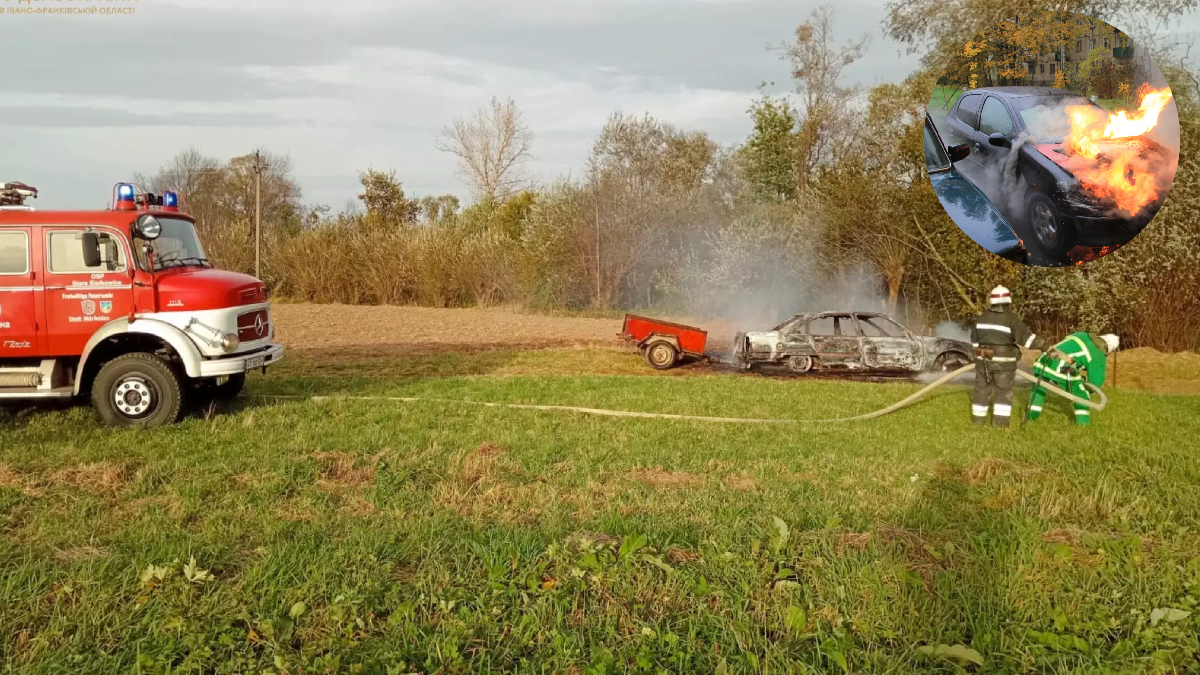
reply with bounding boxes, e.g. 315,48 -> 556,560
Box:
942,86 -> 1177,258
732,312 -> 973,374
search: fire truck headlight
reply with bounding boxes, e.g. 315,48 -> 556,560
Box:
220,334 -> 240,353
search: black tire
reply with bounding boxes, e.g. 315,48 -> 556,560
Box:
643,341 -> 679,370
1027,192 -> 1074,258
934,352 -> 971,372
91,353 -> 185,428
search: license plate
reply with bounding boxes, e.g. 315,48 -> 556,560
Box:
245,356 -> 265,371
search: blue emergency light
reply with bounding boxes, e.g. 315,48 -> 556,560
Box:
162,191 -> 179,208
114,183 -> 136,210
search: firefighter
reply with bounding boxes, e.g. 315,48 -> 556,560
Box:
970,286 -> 1045,427
1028,333 -> 1118,426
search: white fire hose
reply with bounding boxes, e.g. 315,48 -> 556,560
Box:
254,364 -> 1106,425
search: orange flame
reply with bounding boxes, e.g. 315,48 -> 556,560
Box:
1061,87 -> 1173,214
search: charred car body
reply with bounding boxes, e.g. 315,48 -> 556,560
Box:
942,87 -> 1175,257
732,312 -> 973,374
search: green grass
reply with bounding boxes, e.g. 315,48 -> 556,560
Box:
928,86 -> 964,117
1093,98 -> 1139,113
3,350 -> 1200,674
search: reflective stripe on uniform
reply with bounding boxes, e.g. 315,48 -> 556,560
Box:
988,356 -> 1018,362
994,404 -> 1012,416
1030,405 -> 1043,412
1024,333 -> 1037,348
1066,335 -> 1092,363
972,405 -> 988,416
1074,409 -> 1090,416
976,323 -> 1012,334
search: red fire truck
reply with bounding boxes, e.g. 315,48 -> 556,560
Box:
0,181 -> 284,427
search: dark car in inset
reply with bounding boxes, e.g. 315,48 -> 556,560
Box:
942,87 -> 1175,257
732,311 -> 973,374
924,112 -> 1026,263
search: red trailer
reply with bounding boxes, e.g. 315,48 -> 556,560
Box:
619,314 -> 708,370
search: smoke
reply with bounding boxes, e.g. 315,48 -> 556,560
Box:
934,320 -> 971,342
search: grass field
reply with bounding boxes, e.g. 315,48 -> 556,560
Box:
3,343 -> 1200,674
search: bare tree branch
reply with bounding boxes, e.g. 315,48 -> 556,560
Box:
436,97 -> 533,203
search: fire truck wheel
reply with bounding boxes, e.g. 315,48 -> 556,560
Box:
91,353 -> 185,428
644,341 -> 679,370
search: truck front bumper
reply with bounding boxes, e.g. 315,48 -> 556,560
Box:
198,343 -> 285,377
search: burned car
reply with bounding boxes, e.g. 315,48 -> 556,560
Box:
732,312 -> 973,374
942,87 -> 1176,257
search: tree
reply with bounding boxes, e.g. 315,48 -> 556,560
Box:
137,148 -> 301,277
357,169 -> 420,227
886,0 -> 1196,75
740,95 -> 800,202
134,147 -> 222,200
436,96 -> 533,203
419,195 -> 462,225
778,4 -> 869,189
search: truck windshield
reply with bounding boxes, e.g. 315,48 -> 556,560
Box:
137,217 -> 211,271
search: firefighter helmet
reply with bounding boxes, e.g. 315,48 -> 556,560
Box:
988,286 -> 1012,305
1100,334 -> 1120,353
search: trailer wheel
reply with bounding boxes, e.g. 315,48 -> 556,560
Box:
91,353 -> 185,429
644,341 -> 680,370
786,355 -> 814,374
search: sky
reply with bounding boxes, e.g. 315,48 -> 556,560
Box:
0,0 -> 1196,211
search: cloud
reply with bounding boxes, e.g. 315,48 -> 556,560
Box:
1,0 -> 937,209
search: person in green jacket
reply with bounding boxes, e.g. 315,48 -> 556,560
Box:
1028,333 -> 1120,426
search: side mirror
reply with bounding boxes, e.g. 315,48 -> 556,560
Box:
81,232 -> 102,268
135,214 -> 162,240
947,143 -> 970,163
988,132 -> 1012,148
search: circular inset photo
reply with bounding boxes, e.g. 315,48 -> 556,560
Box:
925,13 -> 1180,267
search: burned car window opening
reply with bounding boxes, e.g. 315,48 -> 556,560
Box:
858,316 -> 902,338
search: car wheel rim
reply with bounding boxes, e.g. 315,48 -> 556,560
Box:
114,376 -> 156,419
649,346 -> 672,366
1032,203 -> 1057,245
789,356 -> 811,373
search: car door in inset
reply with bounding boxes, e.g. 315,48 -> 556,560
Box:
949,93 -> 987,180
976,96 -> 1017,173
807,314 -> 863,368
0,228 -> 42,357
857,314 -> 921,371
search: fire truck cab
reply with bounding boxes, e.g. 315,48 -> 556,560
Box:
0,181 -> 284,427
